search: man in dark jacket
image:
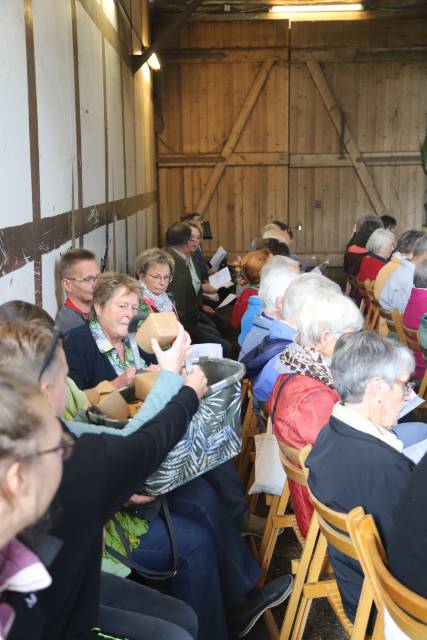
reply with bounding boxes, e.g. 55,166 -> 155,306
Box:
165,223 -> 232,357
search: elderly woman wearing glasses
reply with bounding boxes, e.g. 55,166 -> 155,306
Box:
63,272 -> 156,392
306,331 -> 417,629
135,248 -> 178,316
0,370 -> 67,638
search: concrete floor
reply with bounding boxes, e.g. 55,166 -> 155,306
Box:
245,527 -> 346,639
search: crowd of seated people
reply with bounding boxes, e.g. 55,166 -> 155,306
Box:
1,212 -> 427,640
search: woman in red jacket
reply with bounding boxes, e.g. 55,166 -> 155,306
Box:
232,249 -> 270,329
357,228 -> 395,284
268,288 -> 363,538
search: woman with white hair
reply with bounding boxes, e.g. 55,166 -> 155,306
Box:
306,331 -> 415,629
239,257 -> 298,360
357,227 -> 395,284
268,290 -> 363,538
253,273 -> 340,403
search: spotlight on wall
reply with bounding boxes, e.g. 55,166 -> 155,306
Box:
148,53 -> 161,71
270,3 -> 363,12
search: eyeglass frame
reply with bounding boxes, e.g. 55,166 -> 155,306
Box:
64,275 -> 100,284
394,378 -> 415,396
144,272 -> 173,283
38,326 -> 63,382
20,432 -> 75,462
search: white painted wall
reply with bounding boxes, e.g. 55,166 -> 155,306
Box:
0,3 -> 32,229
0,262 -> 35,304
0,1 -> 156,310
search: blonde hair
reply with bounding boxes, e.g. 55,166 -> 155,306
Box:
0,320 -> 61,381
90,272 -> 141,320
134,249 -> 175,279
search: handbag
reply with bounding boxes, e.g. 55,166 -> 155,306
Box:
248,373 -> 296,496
104,496 -> 177,581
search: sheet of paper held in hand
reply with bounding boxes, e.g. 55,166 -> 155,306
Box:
399,390 -> 424,419
209,266 -> 232,290
189,343 -> 223,360
217,293 -> 236,309
209,246 -> 227,272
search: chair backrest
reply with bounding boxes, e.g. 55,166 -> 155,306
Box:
307,490 -> 364,560
401,322 -> 427,363
390,309 -> 408,345
278,443 -> 311,488
349,512 -> 427,639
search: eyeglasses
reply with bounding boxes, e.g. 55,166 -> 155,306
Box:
38,326 -> 62,381
145,273 -> 173,283
66,275 -> 100,284
22,432 -> 75,462
113,303 -> 139,313
394,379 -> 415,396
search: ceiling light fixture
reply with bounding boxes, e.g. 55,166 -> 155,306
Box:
270,3 -> 363,12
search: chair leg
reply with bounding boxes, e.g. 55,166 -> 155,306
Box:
257,487 -> 291,587
278,517 -> 320,640
351,579 -> 375,640
290,532 -> 328,640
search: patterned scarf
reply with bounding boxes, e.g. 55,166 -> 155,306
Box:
89,319 -> 145,375
279,343 -> 334,387
140,282 -> 174,313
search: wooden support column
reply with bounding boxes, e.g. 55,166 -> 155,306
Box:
306,57 -> 387,215
196,59 -> 274,215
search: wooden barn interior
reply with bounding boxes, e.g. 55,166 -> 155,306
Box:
0,2 -> 427,639
0,0 -> 426,306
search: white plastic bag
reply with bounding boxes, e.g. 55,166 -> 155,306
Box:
248,416 -> 286,496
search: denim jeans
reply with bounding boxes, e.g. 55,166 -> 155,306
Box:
394,421 -> 427,448
97,572 -> 198,640
131,477 -> 260,640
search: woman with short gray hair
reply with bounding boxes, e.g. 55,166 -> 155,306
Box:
306,330 -> 416,630
357,228 -> 395,284
268,290 -> 363,538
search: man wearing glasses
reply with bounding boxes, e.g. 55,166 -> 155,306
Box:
56,249 -> 100,335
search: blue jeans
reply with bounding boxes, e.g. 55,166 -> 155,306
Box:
394,421 -> 427,448
98,573 -> 198,640
131,477 -> 260,640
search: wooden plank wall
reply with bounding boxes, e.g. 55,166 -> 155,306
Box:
0,0 -> 158,315
156,17 -> 427,264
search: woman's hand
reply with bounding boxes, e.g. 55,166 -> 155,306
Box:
184,365 -> 208,399
202,283 -> 217,295
202,304 -> 216,316
151,322 -> 192,374
113,367 -> 136,389
123,493 -> 156,508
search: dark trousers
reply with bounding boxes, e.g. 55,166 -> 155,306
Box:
193,315 -> 233,358
97,572 -> 198,640
131,477 -> 260,640
203,459 -> 247,527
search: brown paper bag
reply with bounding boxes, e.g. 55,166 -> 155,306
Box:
134,371 -> 159,401
136,312 -> 178,354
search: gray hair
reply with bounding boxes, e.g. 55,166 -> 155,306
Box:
366,228 -> 395,255
396,230 -> 425,256
296,290 -> 363,347
414,259 -> 427,289
332,331 -> 415,403
413,234 -> 427,257
258,260 -> 299,313
282,272 -> 340,324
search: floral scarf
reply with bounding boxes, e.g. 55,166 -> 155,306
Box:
279,342 -> 334,388
140,282 -> 174,314
89,319 -> 146,375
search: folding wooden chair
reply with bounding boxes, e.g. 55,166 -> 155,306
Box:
287,487 -> 375,640
400,322 -> 427,398
348,275 -> 366,314
237,389 -> 260,486
362,280 -> 379,331
348,511 -> 427,640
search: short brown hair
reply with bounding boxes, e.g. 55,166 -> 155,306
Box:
234,250 -> 270,286
90,272 -> 141,320
59,249 -> 97,279
134,248 -> 175,279
0,301 -> 54,326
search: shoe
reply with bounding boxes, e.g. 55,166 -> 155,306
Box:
229,574 -> 294,637
239,513 -> 267,539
